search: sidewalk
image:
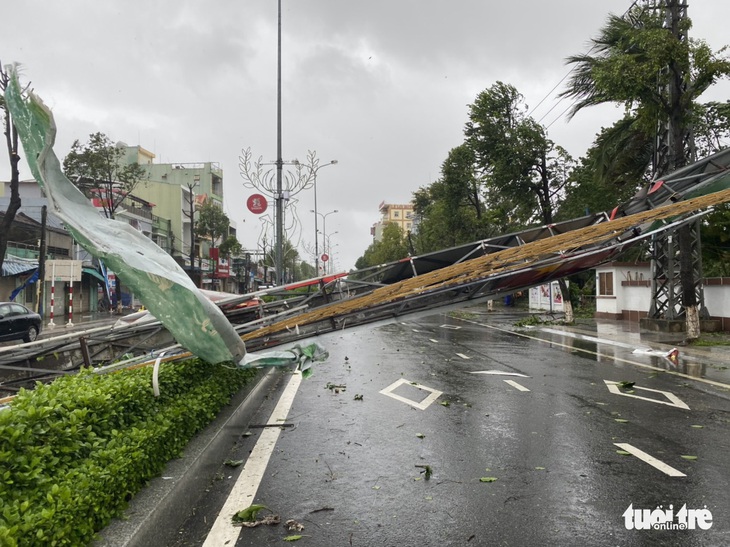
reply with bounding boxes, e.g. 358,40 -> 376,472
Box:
470,307 -> 730,387
39,309 -> 137,338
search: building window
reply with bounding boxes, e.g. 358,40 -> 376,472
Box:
598,272 -> 614,296
393,211 -> 400,218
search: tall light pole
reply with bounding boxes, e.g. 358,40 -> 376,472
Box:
323,231 -> 338,275
274,0 -> 284,285
311,209 -> 338,275
308,159 -> 337,276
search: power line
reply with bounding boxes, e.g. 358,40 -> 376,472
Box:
529,1 -> 640,128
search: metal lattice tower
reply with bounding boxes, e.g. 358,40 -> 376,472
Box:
648,221 -> 705,319
645,0 -> 706,321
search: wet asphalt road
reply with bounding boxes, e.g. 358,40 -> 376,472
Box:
167,311 -> 730,547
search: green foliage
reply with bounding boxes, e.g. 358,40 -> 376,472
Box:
0,361 -> 257,546
561,8 -> 730,170
355,222 -> 409,268
232,504 -> 268,523
219,235 -> 242,258
298,260 -> 316,280
62,132 -> 147,219
196,198 -> 231,248
465,81 -> 575,227
411,145 -> 497,253
701,203 -> 730,276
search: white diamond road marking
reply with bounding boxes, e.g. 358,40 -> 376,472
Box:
604,380 -> 690,410
504,379 -> 530,392
456,353 -> 470,360
469,370 -> 530,377
379,378 -> 443,410
440,324 -> 461,330
614,443 -> 686,477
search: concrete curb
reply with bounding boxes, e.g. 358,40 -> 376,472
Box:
93,366 -> 283,547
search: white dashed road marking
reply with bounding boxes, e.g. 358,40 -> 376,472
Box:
504,379 -> 530,392
614,443 -> 687,477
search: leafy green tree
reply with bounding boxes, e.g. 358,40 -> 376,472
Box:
219,235 -> 242,257
465,82 -> 575,228
560,3 -> 730,337
557,121 -> 651,221
196,198 -> 231,248
464,81 -> 577,321
355,223 -> 409,268
62,132 -> 147,219
412,145 -> 497,253
298,260 -> 316,280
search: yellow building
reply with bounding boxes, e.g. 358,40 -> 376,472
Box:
371,201 -> 415,241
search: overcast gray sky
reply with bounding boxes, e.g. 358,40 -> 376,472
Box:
3,1 -> 729,272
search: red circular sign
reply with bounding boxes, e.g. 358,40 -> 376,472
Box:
246,194 -> 268,214
321,253 -> 329,262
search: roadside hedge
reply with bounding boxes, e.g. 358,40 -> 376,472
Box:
0,360 -> 258,546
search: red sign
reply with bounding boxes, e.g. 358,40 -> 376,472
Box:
247,194 -> 268,214
321,253 -> 329,262
209,248 -> 230,277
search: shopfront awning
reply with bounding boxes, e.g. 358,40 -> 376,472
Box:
82,267 -> 106,284
1,259 -> 38,276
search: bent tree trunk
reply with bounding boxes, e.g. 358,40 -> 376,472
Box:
679,225 -> 701,340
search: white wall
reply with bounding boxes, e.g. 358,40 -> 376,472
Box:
705,284 -> 730,318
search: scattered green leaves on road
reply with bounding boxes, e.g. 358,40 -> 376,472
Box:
233,504 -> 268,523
415,464 -> 433,480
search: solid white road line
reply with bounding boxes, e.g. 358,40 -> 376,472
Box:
504,379 -> 530,392
202,371 -> 302,546
614,443 -> 687,477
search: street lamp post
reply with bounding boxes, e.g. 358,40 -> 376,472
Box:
309,160 -> 337,276
322,231 -> 338,275
311,209 -> 338,275
274,0 -> 284,285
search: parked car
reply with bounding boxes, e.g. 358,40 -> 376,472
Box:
0,302 -> 42,343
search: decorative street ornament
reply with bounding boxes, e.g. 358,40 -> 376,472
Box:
247,193 -> 268,215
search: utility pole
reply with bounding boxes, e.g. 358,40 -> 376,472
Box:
36,205 -> 47,315
185,176 -> 199,287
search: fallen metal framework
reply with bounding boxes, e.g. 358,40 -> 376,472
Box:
2,150 -> 730,394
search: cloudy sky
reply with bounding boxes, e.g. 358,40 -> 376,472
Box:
3,1 -> 730,272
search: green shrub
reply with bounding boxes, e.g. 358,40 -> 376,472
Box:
0,360 -> 257,546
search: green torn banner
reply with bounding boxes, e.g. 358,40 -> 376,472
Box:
4,66 -> 326,371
